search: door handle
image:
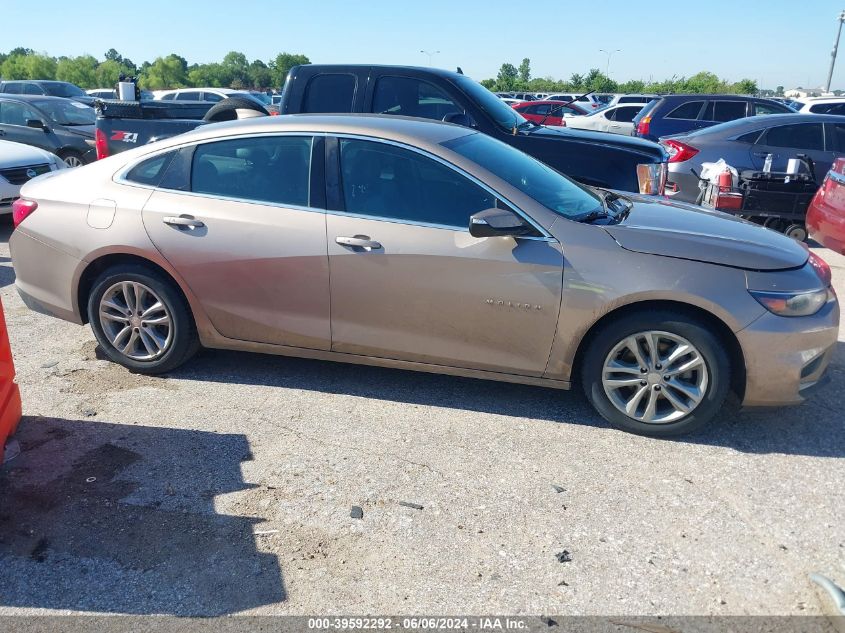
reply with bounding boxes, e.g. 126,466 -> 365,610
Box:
163,215 -> 205,229
336,235 -> 382,250
0,130 -> 5,136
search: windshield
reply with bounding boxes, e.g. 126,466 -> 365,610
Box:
248,92 -> 272,105
44,83 -> 87,98
453,75 -> 527,132
442,132 -> 602,219
34,99 -> 95,125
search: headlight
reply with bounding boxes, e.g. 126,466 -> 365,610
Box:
636,162 -> 667,195
749,289 -> 830,317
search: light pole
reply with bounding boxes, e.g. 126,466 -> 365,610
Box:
420,50 -> 440,66
599,49 -> 621,77
825,10 -> 845,94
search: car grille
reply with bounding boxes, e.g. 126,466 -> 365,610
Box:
0,163 -> 51,185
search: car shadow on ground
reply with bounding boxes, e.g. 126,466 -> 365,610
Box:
0,416 -> 285,615
169,340 -> 845,460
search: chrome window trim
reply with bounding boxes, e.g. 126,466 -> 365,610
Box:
113,130 -> 555,241
332,133 -> 555,241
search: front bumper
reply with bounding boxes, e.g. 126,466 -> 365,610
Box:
738,297 -> 840,407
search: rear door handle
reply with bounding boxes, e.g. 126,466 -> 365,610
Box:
336,235 -> 382,250
163,215 -> 205,229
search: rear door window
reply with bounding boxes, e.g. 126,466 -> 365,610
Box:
1,83 -> 21,94
202,92 -> 224,103
664,101 -> 704,120
191,135 -> 313,207
303,74 -> 356,113
176,91 -> 202,101
762,124 -> 825,151
23,83 -> 43,95
0,100 -> 38,126
372,76 -> 461,121
701,100 -> 747,122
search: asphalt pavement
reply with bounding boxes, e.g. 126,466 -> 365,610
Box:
0,221 -> 842,618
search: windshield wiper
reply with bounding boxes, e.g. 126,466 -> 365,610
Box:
578,190 -> 633,224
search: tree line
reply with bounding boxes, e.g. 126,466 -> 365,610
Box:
0,48 -> 310,91
481,59 -> 759,95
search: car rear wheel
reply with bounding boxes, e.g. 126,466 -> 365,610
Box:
784,223 -> 808,242
581,311 -> 730,436
87,265 -> 199,374
58,150 -> 84,168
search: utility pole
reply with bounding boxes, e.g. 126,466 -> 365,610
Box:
599,49 -> 621,77
420,50 -> 440,66
825,10 -> 845,94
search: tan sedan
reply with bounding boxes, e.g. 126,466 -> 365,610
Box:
9,115 -> 839,436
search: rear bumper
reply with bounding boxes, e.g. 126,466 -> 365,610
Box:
10,229 -> 84,325
738,297 -> 840,407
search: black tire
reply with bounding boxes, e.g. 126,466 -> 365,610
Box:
202,96 -> 269,123
580,310 -> 731,437
57,149 -> 86,168
87,264 -> 199,374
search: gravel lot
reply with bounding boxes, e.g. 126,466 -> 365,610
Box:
0,221 -> 842,618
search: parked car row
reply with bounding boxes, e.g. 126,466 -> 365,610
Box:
0,139 -> 65,215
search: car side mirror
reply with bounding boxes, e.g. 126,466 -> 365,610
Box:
469,208 -> 533,238
26,119 -> 48,132
442,112 -> 475,128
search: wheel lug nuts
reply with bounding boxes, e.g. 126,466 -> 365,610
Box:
654,385 -> 661,391
640,380 -> 647,386
655,364 -> 662,370
640,368 -> 647,373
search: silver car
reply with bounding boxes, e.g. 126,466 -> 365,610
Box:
9,115 -> 839,436
664,113 -> 845,202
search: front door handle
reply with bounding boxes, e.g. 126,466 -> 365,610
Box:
163,215 -> 205,229
336,235 -> 382,251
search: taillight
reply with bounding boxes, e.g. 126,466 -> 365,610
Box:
12,198 -> 37,228
636,115 -> 651,137
808,251 -> 832,287
636,163 -> 667,195
95,128 -> 108,160
662,139 -> 700,163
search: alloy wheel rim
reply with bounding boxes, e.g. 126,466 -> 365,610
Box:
601,330 -> 709,424
63,155 -> 83,168
99,281 -> 173,361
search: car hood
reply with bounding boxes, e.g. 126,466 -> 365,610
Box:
0,139 -> 58,168
60,124 -> 95,138
603,197 -> 808,271
523,125 -> 666,161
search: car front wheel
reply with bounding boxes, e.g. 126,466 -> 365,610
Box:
87,265 -> 199,374
581,311 -> 731,436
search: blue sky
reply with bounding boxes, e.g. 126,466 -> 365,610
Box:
3,0 -> 844,89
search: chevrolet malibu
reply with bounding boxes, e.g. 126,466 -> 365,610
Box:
9,115 -> 839,436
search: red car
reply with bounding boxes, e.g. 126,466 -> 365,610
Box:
807,157 -> 845,255
512,100 -> 588,127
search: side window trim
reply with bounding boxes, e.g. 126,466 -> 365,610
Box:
327,133 -> 552,239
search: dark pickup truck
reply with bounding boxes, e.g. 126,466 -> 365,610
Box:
95,65 -> 668,194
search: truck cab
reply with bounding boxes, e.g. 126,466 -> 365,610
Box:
280,65 -> 668,194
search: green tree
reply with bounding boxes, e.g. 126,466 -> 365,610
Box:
518,58 -> 531,85
480,78 -> 496,90
269,53 -> 310,88
104,48 -> 123,63
618,79 -> 645,93
141,54 -> 188,90
96,59 -> 136,88
569,73 -> 585,90
0,55 -> 27,79
496,63 -> 518,90
55,55 -> 98,87
23,53 -> 57,80
247,60 -> 272,90
187,63 -> 229,87
775,85 -> 784,96
731,78 -> 757,95
222,51 -> 249,88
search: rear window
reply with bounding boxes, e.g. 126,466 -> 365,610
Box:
619,96 -> 651,104
1,83 -> 22,94
613,106 -> 642,123
303,74 -> 356,113
701,100 -> 747,122
810,102 -> 845,115
125,152 -> 176,187
665,101 -> 704,120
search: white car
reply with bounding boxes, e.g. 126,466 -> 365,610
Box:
606,93 -> 658,108
500,97 -> 522,106
156,88 -> 259,103
0,140 -> 65,214
545,93 -> 603,109
563,103 -> 645,135
87,88 -> 117,99
792,97 -> 845,116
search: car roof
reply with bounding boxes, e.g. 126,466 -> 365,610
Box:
1,79 -> 71,85
672,112 -> 845,139
798,96 -> 845,103
0,94 -> 78,103
148,113 -> 477,150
